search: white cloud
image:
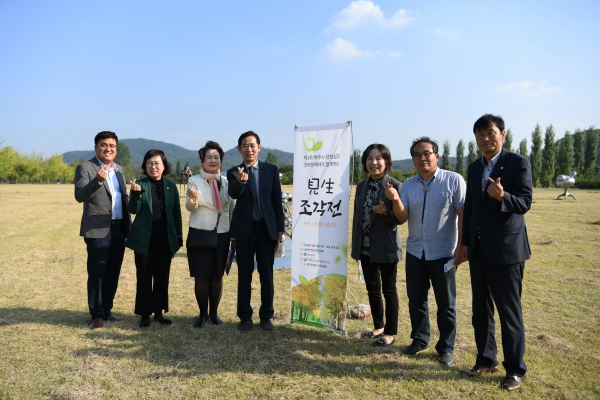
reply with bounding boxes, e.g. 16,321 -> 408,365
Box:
329,0 -> 413,30
322,38 -> 401,61
494,80 -> 564,96
323,38 -> 374,61
432,28 -> 458,38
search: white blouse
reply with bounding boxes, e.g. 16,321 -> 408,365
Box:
185,174 -> 235,233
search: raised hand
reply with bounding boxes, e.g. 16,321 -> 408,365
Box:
237,166 -> 248,183
384,182 -> 399,201
96,166 -> 108,183
130,178 -> 142,193
487,177 -> 504,201
187,184 -> 199,202
373,199 -> 387,215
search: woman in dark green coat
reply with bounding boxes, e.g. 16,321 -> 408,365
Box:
126,149 -> 183,328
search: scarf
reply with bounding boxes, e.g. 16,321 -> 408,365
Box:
200,168 -> 223,213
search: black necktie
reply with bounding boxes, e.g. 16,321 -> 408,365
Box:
247,166 -> 262,221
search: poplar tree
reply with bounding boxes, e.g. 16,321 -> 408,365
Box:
572,128 -> 585,173
467,140 -> 477,166
556,131 -> 574,176
584,126 -> 599,175
455,139 -> 465,177
440,140 -> 452,170
518,138 -> 528,159
541,125 -> 556,187
504,128 -> 513,152
530,124 -> 543,187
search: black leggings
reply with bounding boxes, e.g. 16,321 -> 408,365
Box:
194,276 -> 223,317
360,255 -> 399,335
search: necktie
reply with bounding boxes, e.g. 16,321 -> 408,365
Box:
247,166 -> 262,221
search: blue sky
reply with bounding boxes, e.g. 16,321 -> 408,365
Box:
1,0 -> 599,160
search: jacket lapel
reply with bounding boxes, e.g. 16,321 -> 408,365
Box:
91,157 -> 111,198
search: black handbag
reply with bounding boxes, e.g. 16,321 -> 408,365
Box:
186,214 -> 221,249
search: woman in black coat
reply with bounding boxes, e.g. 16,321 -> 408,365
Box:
351,143 -> 403,347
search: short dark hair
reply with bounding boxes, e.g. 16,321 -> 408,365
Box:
410,137 -> 439,156
94,131 -> 118,145
361,143 -> 392,174
141,149 -> 171,176
237,131 -> 261,147
473,114 -> 505,134
198,141 -> 225,163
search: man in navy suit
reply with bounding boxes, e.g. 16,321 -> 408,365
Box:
227,131 -> 285,332
460,114 -> 532,391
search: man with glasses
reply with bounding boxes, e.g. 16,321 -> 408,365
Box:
227,131 -> 285,332
75,131 -> 131,329
460,114 -> 531,391
384,137 -> 465,366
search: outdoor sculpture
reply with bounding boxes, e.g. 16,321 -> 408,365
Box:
556,171 -> 577,200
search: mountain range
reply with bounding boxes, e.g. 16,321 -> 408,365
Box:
62,138 -> 463,172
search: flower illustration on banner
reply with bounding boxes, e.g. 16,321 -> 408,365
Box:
304,137 -> 324,152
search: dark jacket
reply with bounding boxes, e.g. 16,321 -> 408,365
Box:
351,174 -> 403,263
125,177 -> 183,254
227,161 -> 285,241
463,148 -> 532,265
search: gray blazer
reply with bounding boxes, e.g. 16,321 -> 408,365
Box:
351,174 -> 403,263
74,157 -> 131,238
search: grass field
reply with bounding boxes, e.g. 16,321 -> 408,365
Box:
1,184 -> 599,399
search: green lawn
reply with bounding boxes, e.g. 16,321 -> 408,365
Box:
0,185 -> 598,399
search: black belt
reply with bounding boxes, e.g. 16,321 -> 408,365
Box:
111,219 -> 122,226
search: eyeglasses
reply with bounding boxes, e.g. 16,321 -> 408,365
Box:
146,162 -> 163,168
99,143 -> 117,149
241,144 -> 258,150
412,151 -> 434,160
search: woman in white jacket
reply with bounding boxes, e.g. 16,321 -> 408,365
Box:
186,141 -> 235,329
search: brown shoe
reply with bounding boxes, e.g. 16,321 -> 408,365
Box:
89,318 -> 103,330
502,374 -> 524,391
103,314 -> 125,322
462,364 -> 500,377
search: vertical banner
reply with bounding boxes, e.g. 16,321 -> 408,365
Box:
290,122 -> 351,332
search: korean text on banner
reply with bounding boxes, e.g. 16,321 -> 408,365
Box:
290,122 -> 351,332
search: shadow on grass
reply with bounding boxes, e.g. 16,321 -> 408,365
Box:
0,307 -> 469,382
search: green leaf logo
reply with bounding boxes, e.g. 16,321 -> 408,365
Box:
334,256 -> 341,263
304,137 -> 325,152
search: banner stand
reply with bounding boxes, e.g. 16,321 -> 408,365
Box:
289,121 -> 353,338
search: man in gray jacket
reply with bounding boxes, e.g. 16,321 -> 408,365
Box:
75,131 -> 131,329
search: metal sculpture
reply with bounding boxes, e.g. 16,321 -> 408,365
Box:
556,171 -> 577,200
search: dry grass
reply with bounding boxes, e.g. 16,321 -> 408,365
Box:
0,185 -> 599,399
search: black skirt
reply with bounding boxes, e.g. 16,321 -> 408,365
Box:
187,231 -> 230,278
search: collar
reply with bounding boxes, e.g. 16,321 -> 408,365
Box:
95,156 -> 114,170
481,149 -> 502,167
417,167 -> 439,184
245,161 -> 259,170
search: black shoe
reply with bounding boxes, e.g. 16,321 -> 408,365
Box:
260,319 -> 273,331
502,374 -> 524,391
373,337 -> 395,347
154,316 -> 172,325
462,364 -> 500,377
401,342 -> 428,355
360,331 -> 383,340
437,352 -> 455,366
139,318 -> 150,328
194,316 -> 209,329
209,315 -> 224,325
238,318 -> 253,331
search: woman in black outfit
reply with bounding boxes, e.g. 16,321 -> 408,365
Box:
351,143 -> 403,347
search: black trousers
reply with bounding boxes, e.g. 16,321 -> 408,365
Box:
84,223 -> 126,320
134,242 -> 172,316
360,255 -> 399,335
236,219 -> 276,320
470,239 -> 527,376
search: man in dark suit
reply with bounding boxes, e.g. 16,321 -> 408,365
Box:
460,114 -> 532,391
227,131 -> 285,332
75,131 -> 131,329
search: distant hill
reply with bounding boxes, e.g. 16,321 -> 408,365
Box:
62,138 -> 294,171
64,138 -> 468,172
